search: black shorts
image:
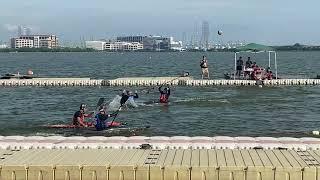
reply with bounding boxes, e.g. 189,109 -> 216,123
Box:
236,66 -> 242,70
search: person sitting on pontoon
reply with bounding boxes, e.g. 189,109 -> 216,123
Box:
244,57 -> 253,78
251,62 -> 258,69
265,67 -> 273,80
245,57 -> 253,68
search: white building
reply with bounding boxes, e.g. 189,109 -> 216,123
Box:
85,41 -> 106,51
169,37 -> 183,51
11,35 -> 58,49
0,44 -> 8,49
104,41 -> 143,51
11,38 -> 34,48
124,42 -> 143,51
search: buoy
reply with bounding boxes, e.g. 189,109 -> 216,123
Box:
259,85 -> 263,88
218,30 -> 223,35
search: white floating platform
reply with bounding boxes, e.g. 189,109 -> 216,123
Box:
0,136 -> 320,180
0,136 -> 319,150
0,77 -> 319,87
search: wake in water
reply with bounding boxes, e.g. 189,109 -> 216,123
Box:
108,95 -> 138,111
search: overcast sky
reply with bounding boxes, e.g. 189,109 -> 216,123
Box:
0,0 -> 319,45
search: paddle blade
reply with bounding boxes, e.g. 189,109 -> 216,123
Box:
96,98 -> 105,109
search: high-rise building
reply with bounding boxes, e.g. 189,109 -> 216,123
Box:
192,22 -> 200,48
25,27 -> 31,35
201,21 -> 210,50
17,26 -> 22,37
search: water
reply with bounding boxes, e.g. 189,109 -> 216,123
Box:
0,52 -> 319,137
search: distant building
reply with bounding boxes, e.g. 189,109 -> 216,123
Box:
143,36 -> 170,51
85,41 -> 106,51
105,41 -> 143,51
201,21 -> 210,50
0,44 -> 8,49
169,37 -> 183,51
116,36 -> 145,43
11,38 -> 34,48
124,42 -> 143,51
18,26 -> 22,37
11,35 -> 58,49
17,25 -> 32,36
25,27 -> 31,36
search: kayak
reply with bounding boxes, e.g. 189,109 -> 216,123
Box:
80,126 -> 151,135
45,121 -> 122,129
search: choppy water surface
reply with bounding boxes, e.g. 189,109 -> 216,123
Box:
0,52 -> 319,137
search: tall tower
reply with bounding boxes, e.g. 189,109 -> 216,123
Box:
17,25 -> 22,37
25,27 -> 31,35
182,32 -> 186,48
201,21 -> 210,50
192,22 -> 200,48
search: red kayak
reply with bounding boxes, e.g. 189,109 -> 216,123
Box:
45,121 -> 122,129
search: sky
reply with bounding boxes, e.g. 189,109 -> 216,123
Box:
0,0 -> 319,45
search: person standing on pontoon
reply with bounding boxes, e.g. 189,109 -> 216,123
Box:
236,56 -> 244,78
244,57 -> 253,79
200,56 -> 209,79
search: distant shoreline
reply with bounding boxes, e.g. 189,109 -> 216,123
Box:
1,45 -> 320,53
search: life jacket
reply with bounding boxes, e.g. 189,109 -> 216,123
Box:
160,94 -> 169,103
267,72 -> 273,80
200,60 -> 208,68
95,114 -> 108,131
72,111 -> 84,126
120,95 -> 129,106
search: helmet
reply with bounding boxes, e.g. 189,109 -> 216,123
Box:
79,104 -> 86,110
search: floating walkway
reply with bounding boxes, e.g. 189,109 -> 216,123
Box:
0,136 -> 320,180
0,77 -> 320,87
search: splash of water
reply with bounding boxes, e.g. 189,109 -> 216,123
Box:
108,95 -> 138,111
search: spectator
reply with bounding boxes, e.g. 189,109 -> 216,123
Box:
236,56 -> 244,78
200,56 -> 210,79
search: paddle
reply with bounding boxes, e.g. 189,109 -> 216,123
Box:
110,105 -> 122,126
96,97 -> 105,110
90,98 -> 105,123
